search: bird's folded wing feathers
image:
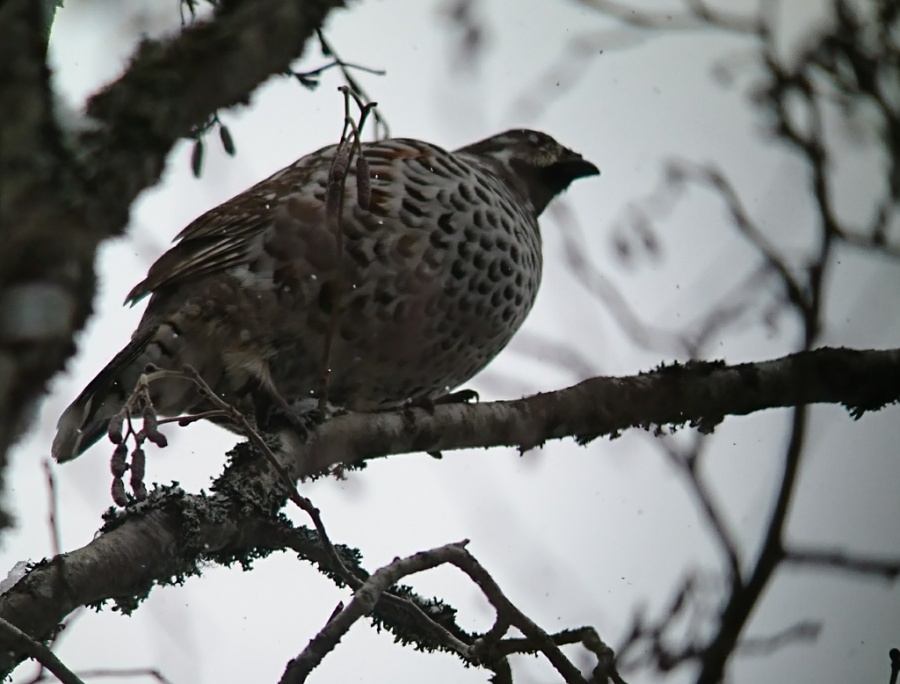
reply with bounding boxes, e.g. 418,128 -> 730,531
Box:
125,207 -> 276,304
124,157 -> 331,305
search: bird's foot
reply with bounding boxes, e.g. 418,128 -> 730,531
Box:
399,390 -> 479,459
254,393 -> 343,441
433,389 -> 480,406
255,392 -> 308,441
286,397 -> 345,426
402,389 -> 480,419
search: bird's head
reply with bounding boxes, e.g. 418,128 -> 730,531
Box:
457,129 -> 599,216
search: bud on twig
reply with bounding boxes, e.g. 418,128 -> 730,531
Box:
219,124 -> 235,156
326,142 -> 351,220
108,411 -> 126,445
110,444 -> 128,478
356,154 -> 371,210
191,139 -> 204,178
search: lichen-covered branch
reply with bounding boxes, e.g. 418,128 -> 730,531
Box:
0,345 -> 896,676
298,346 -> 900,474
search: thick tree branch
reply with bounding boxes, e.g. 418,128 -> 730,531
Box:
81,0 -> 347,235
0,345 -> 895,676
0,0 -> 90,527
299,346 -> 900,473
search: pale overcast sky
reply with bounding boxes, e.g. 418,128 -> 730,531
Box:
3,1 -> 898,683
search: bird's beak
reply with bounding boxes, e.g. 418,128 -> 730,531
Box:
558,154 -> 600,180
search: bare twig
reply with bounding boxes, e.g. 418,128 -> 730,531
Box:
577,0 -> 762,33
316,31 -> 389,139
735,621 -> 821,656
551,201 -> 689,355
41,460 -> 61,558
0,617 -> 83,684
658,436 -> 743,590
280,542 -> 598,684
288,58 -> 385,89
665,161 -> 809,316
316,89 -> 378,410
783,547 -> 900,580
31,668 -> 176,684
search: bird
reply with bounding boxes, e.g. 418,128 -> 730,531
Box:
52,129 -> 599,462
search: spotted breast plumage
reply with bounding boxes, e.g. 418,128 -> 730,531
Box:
52,129 -> 599,462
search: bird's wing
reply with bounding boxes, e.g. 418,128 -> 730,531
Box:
125,159 -> 328,305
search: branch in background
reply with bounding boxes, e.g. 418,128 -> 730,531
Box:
551,201 -> 689,356
784,547 -> 900,580
576,0 -> 762,33
566,5 -> 897,680
615,575 -> 708,672
187,31 -> 389,177
658,435 -> 743,591
508,28 -> 647,124
735,621 -> 821,656
554,189 -> 790,360
441,0 -> 490,71
505,329 -> 603,381
696,404 -> 809,684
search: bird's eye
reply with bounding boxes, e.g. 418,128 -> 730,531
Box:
527,132 -> 541,146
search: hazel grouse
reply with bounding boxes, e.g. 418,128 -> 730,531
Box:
52,129 -> 599,462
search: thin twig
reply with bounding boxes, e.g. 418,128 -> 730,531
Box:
658,436 -> 743,591
175,364 -> 466,661
0,617 -> 83,684
315,89 -> 378,410
783,547 -> 900,580
41,460 -> 61,558
579,0 -> 762,33
62,668 -> 174,684
316,31 -> 389,138
735,621 -> 820,656
281,542 -> 597,684
667,161 -> 809,315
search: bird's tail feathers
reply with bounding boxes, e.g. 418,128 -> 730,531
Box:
52,330 -> 153,463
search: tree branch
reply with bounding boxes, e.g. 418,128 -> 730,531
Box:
0,346 -> 895,676
81,0 -> 347,235
299,346 -> 900,473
